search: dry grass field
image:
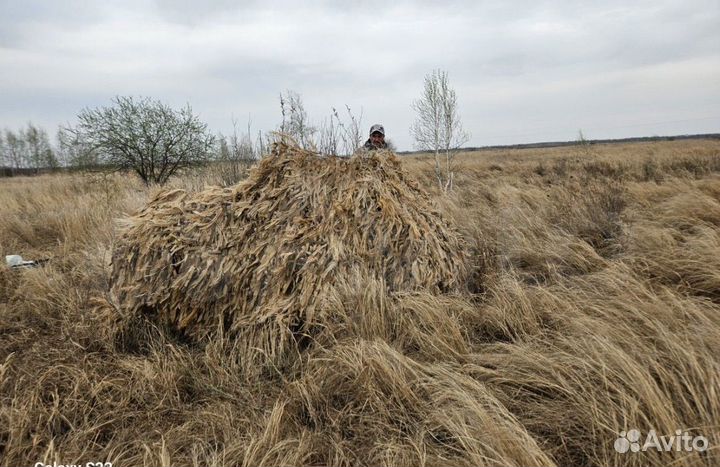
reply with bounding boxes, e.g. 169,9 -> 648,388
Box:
1,139 -> 719,466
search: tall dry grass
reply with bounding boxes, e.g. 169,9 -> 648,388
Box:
1,139 -> 719,466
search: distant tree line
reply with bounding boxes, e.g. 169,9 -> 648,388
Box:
0,123 -> 60,175
0,122 -> 107,175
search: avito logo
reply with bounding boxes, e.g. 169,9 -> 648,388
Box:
615,429 -> 708,453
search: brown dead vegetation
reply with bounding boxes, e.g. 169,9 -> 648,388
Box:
107,142 -> 467,367
1,139 -> 719,467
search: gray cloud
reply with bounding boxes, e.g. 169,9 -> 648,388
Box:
1,0 -> 718,149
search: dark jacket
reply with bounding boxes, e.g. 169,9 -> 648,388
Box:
363,139 -> 388,151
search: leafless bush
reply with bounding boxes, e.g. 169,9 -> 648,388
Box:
276,91 -> 363,157
214,117 -> 263,186
278,90 -> 316,149
575,129 -> 597,158
67,96 -> 215,186
317,106 -> 364,156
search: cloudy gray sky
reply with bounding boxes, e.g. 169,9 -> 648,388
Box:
1,0 -> 719,149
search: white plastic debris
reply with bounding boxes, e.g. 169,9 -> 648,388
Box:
5,255 -> 39,268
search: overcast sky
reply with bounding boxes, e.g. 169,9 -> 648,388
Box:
1,0 -> 718,149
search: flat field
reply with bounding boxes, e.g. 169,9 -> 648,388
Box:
1,139 -> 719,466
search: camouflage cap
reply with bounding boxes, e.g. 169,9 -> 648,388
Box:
369,124 -> 385,136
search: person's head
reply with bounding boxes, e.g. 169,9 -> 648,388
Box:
369,124 -> 385,147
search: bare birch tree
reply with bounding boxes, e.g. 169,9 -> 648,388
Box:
24,123 -> 57,172
3,129 -> 27,175
0,132 -> 5,170
411,69 -> 470,192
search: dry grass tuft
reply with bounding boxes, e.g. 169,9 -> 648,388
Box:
284,339 -> 554,466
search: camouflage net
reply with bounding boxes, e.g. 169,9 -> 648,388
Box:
110,142 -> 468,357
